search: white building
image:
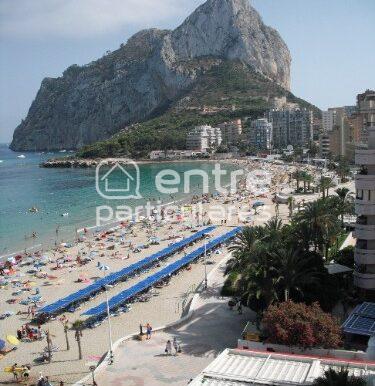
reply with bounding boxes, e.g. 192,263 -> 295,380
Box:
186,125 -> 222,152
190,349 -> 375,385
353,90 -> 375,291
322,110 -> 337,132
249,118 -> 273,150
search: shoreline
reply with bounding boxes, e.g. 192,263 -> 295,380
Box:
41,157 -> 219,168
0,158 -> 354,385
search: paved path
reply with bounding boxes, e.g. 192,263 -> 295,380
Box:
94,259 -> 255,386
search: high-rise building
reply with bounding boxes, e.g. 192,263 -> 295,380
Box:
268,109 -> 313,149
218,119 -> 242,145
322,110 -> 337,132
319,132 -> 331,158
353,91 -> 375,291
186,125 -> 222,152
358,90 -> 375,144
249,118 -> 273,150
320,106 -> 360,160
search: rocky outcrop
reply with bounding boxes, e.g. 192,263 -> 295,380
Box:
11,0 -> 291,151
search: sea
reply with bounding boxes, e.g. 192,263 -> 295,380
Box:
0,144 -> 239,257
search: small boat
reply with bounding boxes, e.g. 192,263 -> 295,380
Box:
29,207 -> 39,213
17,155 -> 26,159
61,213 -> 69,217
59,149 -> 67,153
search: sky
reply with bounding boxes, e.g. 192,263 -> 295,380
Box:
0,0 -> 374,143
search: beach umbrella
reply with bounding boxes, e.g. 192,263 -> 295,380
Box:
0,339 -> 5,350
6,335 -> 19,346
252,201 -> 265,208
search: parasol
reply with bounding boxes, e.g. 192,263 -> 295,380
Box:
0,339 -> 5,350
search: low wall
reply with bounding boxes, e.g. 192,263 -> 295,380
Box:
238,339 -> 367,361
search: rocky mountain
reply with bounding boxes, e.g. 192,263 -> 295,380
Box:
11,0 -> 291,151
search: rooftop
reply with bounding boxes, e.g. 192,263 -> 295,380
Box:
190,349 -> 375,385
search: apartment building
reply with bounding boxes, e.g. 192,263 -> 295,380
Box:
186,125 -> 222,152
268,109 -> 313,149
353,110 -> 375,292
218,119 -> 242,145
249,118 -> 273,150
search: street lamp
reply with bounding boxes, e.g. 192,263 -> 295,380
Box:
204,242 -> 208,289
98,264 -> 114,364
89,365 -> 96,385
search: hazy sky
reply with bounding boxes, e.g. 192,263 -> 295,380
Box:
0,0 -> 374,143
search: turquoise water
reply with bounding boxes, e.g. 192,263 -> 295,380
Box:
0,145 -> 238,255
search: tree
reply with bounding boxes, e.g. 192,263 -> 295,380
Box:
335,159 -> 351,183
227,226 -> 265,271
319,176 -> 335,199
294,199 -> 341,256
334,187 -> 354,227
262,301 -> 342,349
331,246 -> 354,269
270,247 -> 320,301
72,320 -> 84,360
312,369 -> 366,386
59,317 -> 70,351
292,171 -> 303,190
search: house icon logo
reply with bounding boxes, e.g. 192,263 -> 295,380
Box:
96,159 -> 142,200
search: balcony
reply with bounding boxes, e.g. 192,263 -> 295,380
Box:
354,271 -> 375,289
355,247 -> 375,265
356,149 -> 375,165
355,200 -> 375,215
354,224 -> 375,239
355,174 -> 375,190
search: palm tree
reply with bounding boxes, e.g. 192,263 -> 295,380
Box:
72,320 -> 84,360
336,159 -> 351,183
305,173 -> 314,191
263,217 -> 284,243
228,226 -> 264,271
270,247 -> 319,301
294,199 -> 341,256
62,320 -> 70,351
313,368 -> 366,386
241,249 -> 279,311
300,171 -> 309,193
319,176 -> 335,199
292,170 -> 303,190
335,187 -> 354,226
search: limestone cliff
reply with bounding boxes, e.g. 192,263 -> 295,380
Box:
10,0 -> 291,151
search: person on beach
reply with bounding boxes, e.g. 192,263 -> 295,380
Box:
146,323 -> 152,339
173,337 -> 178,355
237,301 -> 243,315
11,363 -> 18,381
165,340 -> 172,355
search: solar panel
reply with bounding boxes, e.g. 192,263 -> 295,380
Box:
358,302 -> 375,319
342,301 -> 375,336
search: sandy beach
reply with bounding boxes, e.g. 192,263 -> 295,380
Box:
0,159 -> 354,385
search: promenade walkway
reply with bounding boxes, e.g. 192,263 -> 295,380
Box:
94,257 -> 255,386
